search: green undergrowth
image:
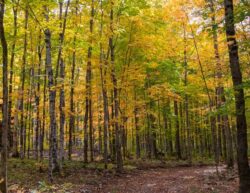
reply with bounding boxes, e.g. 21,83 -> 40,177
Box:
125,157 -> 216,170
7,157 -> 217,192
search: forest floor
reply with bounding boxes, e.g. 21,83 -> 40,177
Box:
8,158 -> 238,193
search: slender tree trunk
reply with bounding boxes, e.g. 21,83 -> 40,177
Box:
59,58 -> 65,168
69,39 -> 76,160
88,0 -> 94,162
97,95 -> 102,154
99,53 -> 109,168
44,6 -> 59,181
20,5 -> 28,159
84,0 -> 94,163
58,0 -> 64,169
157,100 -> 163,152
8,0 -> 19,154
180,102 -> 187,158
0,0 -> 8,191
151,112 -> 158,158
163,104 -> 168,155
40,57 -> 47,160
134,89 -> 140,159
224,0 -> 250,192
69,0 -> 78,160
23,105 -> 27,157
100,61 -> 109,169
89,93 -> 94,162
27,75 -> 33,159
167,100 -> 173,156
83,95 -> 89,163
57,0 -> 70,169
146,107 -> 152,158
174,100 -> 181,159
34,32 -> 42,161
99,0 -> 109,169
110,93 -> 116,161
13,100 -> 19,157
110,1 -> 123,172
183,23 -> 192,164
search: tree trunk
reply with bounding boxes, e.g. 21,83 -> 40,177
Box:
224,0 -> 250,192
99,43 -> 109,168
57,0 -> 70,169
174,101 -> 181,159
183,23 -> 192,164
134,89 -> 140,159
40,56 -> 47,160
34,32 -> 42,161
97,95 -> 102,154
8,1 -> 19,154
20,6 -> 28,159
89,0 -> 94,162
0,0 -> 8,191
83,95 -> 89,163
167,101 -> 173,156
83,0 -> 94,163
69,39 -> 76,160
59,58 -> 65,168
69,0 -> 78,160
99,0 -> 109,166
110,1 -> 123,172
44,6 -> 59,181
27,75 -> 33,159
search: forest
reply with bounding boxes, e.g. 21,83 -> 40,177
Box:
0,0 -> 249,192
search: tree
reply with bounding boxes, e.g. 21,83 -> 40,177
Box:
8,0 -> 19,156
99,0 -> 109,169
83,0 -> 95,163
20,3 -> 29,159
224,0 -> 250,192
57,0 -> 70,171
0,0 -> 8,191
44,5 -> 59,181
110,0 -> 123,172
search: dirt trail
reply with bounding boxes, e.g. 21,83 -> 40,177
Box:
82,166 -> 238,193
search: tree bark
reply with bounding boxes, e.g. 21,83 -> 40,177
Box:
134,89 -> 140,159
35,32 -> 42,161
8,0 -> 19,154
99,0 -> 109,169
224,0 -> 250,192
40,54 -> 47,160
44,6 -> 59,181
20,5 -> 28,159
59,58 -> 65,168
183,23 -> 192,164
58,0 -> 70,171
83,0 -> 94,163
110,1 -> 123,172
69,0 -> 78,160
69,41 -> 76,161
174,101 -> 181,159
0,0 -> 8,191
